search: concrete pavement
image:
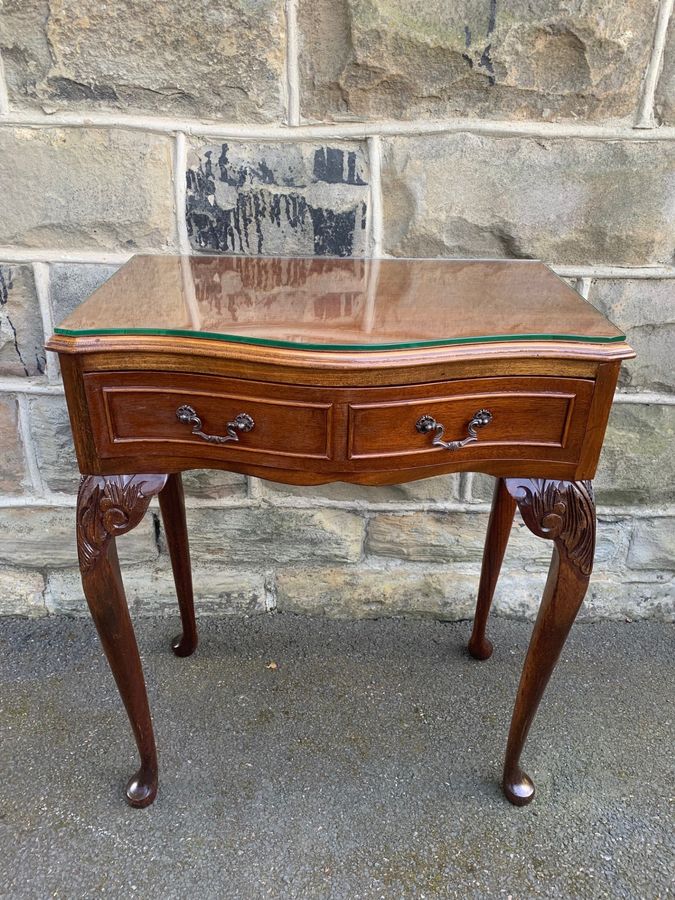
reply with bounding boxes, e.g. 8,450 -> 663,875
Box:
0,614 -> 673,899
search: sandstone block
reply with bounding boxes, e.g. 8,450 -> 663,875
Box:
469,474 -> 497,503
382,134 -> 675,265
181,470 -> 247,500
0,0 -> 285,121
0,566 -> 46,616
578,577 -> 675,622
595,404 -> 675,505
0,394 -> 29,494
495,573 -> 675,622
656,13 -> 675,124
299,0 -> 658,122
0,265 -> 45,377
257,474 -> 460,503
276,565 -> 478,619
366,512 -> 488,562
0,129 -> 176,251
627,520 -> 675,571
588,279 -> 675,394
184,507 -> 364,565
49,263 -> 120,326
47,564 -> 267,616
367,510 -> 629,570
186,141 -> 369,257
28,395 -> 79,493
508,516 -> 630,572
0,506 -> 158,569
45,570 -> 88,616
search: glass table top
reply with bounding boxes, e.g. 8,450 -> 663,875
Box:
54,255 -> 626,351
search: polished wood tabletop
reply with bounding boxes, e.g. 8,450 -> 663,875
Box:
47,255 -> 634,812
54,255 -> 625,349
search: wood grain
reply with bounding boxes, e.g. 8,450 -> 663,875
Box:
77,474 -> 167,808
48,254 -> 633,809
51,255 -> 628,348
159,473 -> 198,658
468,477 -> 517,661
501,478 -> 596,806
67,369 -> 602,479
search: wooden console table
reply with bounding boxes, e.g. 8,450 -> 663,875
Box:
46,255 -> 634,809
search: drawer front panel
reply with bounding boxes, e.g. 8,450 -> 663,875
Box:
85,372 -> 333,464
348,377 -> 595,465
83,372 -> 595,476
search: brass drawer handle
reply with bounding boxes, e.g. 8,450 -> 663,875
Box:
416,409 -> 493,451
176,405 -> 255,444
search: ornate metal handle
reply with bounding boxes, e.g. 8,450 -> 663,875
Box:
415,408 -> 493,451
176,405 -> 255,444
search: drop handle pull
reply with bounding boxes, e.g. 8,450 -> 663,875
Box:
176,405 -> 255,444
415,409 -> 493,451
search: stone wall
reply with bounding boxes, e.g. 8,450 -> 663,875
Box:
0,0 -> 673,621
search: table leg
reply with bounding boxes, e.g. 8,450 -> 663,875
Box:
77,474 -> 168,808
501,478 -> 595,806
159,473 -> 197,657
469,477 -> 517,660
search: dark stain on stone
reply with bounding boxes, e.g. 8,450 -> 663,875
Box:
479,44 -> 496,85
186,143 -> 368,258
47,77 -> 118,103
481,0 -> 497,83
313,148 -> 366,185
463,2 -> 497,85
0,267 -> 10,306
0,265 -> 45,376
217,144 -> 277,189
309,207 -> 357,256
5,316 -> 30,377
487,0 -> 497,36
0,268 -> 29,376
152,513 -> 162,554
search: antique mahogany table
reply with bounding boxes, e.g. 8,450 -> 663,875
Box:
46,255 -> 634,809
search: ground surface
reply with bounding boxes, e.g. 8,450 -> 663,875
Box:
0,615 -> 673,899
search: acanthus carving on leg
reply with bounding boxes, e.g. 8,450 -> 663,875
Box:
501,478 -> 595,806
77,474 -> 168,573
77,474 -> 167,807
506,479 -> 595,576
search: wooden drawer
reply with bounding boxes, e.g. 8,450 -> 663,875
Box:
84,372 -> 334,467
83,371 -> 596,477
347,376 -> 595,468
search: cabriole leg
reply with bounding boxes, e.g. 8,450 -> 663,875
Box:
501,478 -> 595,806
159,473 -> 197,657
77,474 -> 167,808
469,477 -> 517,660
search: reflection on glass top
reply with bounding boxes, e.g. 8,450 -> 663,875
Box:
54,255 -> 626,350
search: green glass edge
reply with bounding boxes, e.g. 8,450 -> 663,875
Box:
53,325 -> 626,349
